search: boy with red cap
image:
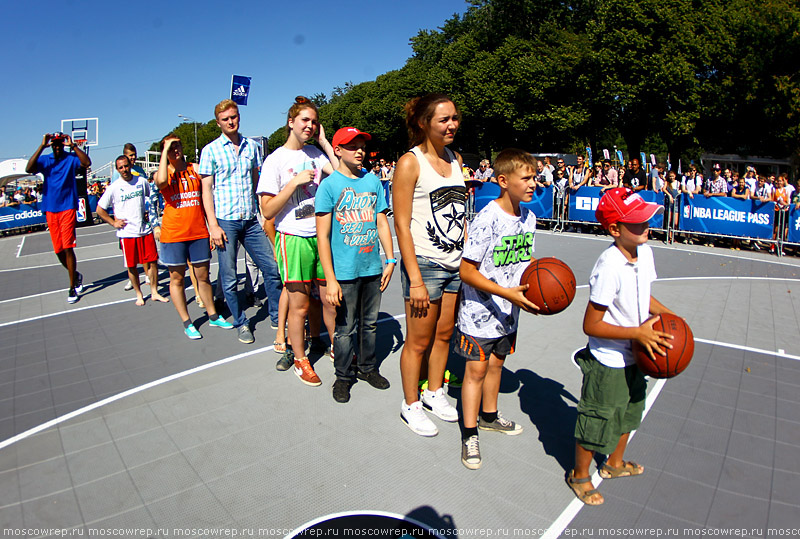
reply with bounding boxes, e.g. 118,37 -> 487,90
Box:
568,187 -> 675,506
315,127 -> 396,403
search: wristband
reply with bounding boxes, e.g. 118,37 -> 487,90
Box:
409,283 -> 425,288
385,258 -> 397,264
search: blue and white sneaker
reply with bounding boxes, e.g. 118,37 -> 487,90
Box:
209,317 -> 234,330
184,324 -> 202,340
75,272 -> 84,294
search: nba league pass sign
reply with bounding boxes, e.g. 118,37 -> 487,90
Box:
231,75 -> 252,106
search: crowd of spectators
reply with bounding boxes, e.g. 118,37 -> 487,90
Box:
459,154 -> 800,253
0,186 -> 41,207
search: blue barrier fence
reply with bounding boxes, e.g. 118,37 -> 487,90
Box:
473,182 -> 555,219
472,183 -> 793,249
567,187 -> 665,228
789,207 -> 800,244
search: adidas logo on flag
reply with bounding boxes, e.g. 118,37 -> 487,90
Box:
233,85 -> 248,96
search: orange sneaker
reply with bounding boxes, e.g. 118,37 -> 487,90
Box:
294,357 -> 322,386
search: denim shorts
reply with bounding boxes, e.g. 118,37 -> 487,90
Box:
160,237 -> 211,267
400,256 -> 461,301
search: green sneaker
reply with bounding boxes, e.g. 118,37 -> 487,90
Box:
444,370 -> 462,388
209,317 -> 234,330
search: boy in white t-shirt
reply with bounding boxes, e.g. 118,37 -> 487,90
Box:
97,156 -> 169,306
568,187 -> 675,506
455,148 -> 540,470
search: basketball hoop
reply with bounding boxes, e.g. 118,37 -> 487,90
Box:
74,139 -> 87,151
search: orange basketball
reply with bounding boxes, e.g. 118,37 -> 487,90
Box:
519,257 -> 576,315
633,313 -> 695,378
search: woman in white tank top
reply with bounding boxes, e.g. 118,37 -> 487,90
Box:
393,94 -> 466,436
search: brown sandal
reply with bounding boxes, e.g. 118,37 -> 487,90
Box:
599,460 -> 644,479
567,470 -> 604,506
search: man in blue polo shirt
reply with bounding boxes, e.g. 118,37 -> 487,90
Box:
199,99 -> 282,344
26,132 -> 91,303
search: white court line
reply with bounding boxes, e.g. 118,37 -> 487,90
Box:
76,230 -> 117,238
15,240 -> 120,258
542,378 -> 667,539
0,274 -> 792,329
0,253 -> 122,273
0,296 -> 137,329
542,337 -> 797,538
539,230 -> 800,268
0,312 -> 404,451
16,236 -> 25,258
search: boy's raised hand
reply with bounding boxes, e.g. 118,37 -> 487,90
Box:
634,315 -> 674,360
503,284 -> 540,314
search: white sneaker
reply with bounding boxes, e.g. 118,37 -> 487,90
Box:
124,280 -> 134,291
421,387 -> 459,422
401,400 -> 438,437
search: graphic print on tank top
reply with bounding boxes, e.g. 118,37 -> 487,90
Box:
290,161 -> 320,220
427,185 -> 467,253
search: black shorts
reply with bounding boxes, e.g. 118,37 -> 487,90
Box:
453,327 -> 516,362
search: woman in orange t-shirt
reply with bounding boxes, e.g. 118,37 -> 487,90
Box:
155,134 -> 233,339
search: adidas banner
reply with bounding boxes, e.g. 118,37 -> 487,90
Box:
0,203 -> 46,230
230,75 -> 251,106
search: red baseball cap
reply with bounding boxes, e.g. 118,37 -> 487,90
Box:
595,187 -> 664,229
332,127 -> 371,148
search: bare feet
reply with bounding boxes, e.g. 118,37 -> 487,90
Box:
151,294 -> 170,303
135,295 -> 145,306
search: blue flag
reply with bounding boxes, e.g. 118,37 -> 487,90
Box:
231,75 -> 251,106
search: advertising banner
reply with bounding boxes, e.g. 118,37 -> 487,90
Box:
231,75 -> 252,106
0,203 -> 47,230
567,187 -> 665,228
679,195 -> 774,239
521,185 -> 554,219
788,206 -> 800,243
567,186 -> 602,223
472,181 -> 500,214
473,183 -> 554,219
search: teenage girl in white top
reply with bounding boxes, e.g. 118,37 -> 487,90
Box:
393,94 -> 466,436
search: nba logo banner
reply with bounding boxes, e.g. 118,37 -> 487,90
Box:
77,198 -> 87,223
231,75 -> 251,106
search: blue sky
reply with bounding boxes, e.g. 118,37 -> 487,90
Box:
1,0 -> 468,170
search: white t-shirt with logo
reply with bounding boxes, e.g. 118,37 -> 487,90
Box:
457,200 -> 537,339
98,176 -> 152,238
257,145 -> 330,237
588,243 -> 657,368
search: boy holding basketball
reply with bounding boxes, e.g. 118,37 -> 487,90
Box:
568,187 -> 674,505
455,148 -> 540,469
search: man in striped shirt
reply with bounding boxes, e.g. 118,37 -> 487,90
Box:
199,99 -> 282,344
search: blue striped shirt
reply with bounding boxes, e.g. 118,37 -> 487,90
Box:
198,134 -> 262,220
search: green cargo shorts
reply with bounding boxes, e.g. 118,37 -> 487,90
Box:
573,347 -> 647,455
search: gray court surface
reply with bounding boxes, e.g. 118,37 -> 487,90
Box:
1,224 -> 798,538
